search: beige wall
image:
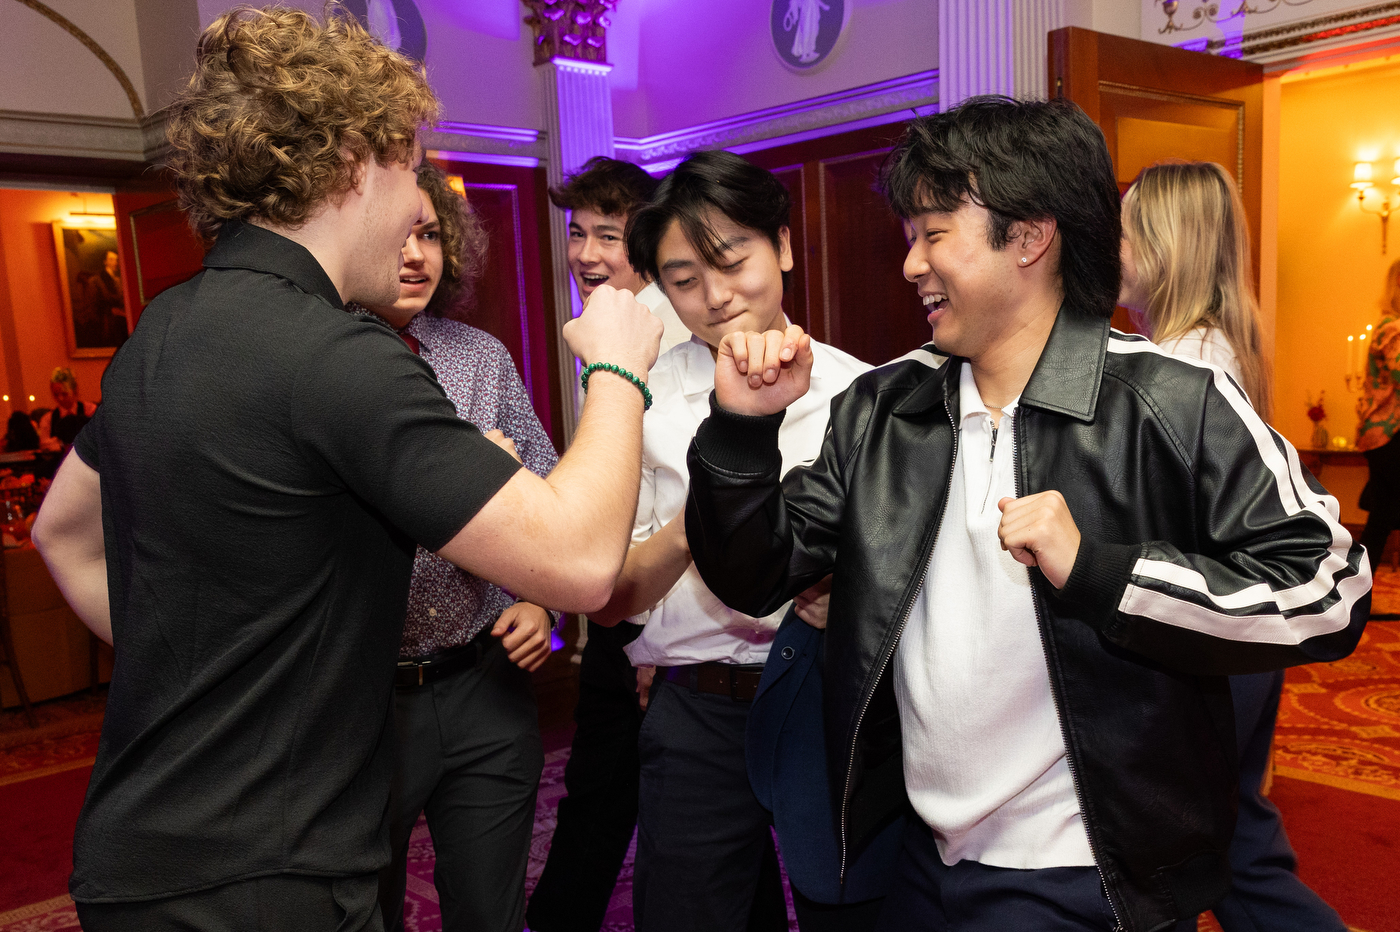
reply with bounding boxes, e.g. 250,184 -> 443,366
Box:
0,189 -> 113,413
192,0 -> 544,130
0,0 -> 147,118
1276,55 -> 1400,523
613,0 -> 939,139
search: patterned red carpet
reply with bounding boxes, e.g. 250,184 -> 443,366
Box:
1273,616 -> 1400,801
3,619 -> 1397,932
1371,565 -> 1400,617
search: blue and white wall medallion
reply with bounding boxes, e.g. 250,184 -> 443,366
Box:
346,0 -> 428,62
771,0 -> 849,71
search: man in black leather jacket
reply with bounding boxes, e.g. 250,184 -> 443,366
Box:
681,97 -> 1371,932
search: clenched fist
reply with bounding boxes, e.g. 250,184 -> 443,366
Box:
713,324 -> 813,416
997,491 -> 1081,590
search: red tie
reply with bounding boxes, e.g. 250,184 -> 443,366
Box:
399,331 -> 420,355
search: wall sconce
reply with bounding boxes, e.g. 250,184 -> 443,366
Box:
1353,159 -> 1399,255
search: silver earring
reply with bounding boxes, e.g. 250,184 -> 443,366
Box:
1020,256 -> 1028,264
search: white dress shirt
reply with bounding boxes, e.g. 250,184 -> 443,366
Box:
894,361 -> 1094,869
623,335 -> 871,668
1157,326 -> 1242,383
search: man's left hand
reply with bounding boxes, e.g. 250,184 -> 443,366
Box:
996,492 -> 1081,590
794,575 -> 832,630
492,602 -> 554,671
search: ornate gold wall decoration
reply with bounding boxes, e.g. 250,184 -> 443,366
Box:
522,0 -> 616,66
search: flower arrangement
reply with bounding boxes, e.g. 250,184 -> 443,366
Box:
1306,391 -> 1328,449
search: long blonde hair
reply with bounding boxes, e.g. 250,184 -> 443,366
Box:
1121,161 -> 1272,419
1380,258 -> 1400,318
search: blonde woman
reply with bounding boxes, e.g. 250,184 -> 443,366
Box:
1119,161 -> 1271,418
1356,259 -> 1400,570
37,367 -> 98,451
1120,160 -> 1345,932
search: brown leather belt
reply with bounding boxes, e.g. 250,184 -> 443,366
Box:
661,662 -> 765,702
395,638 -> 488,688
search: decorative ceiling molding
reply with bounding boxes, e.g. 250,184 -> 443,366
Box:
522,0 -> 616,67
1235,0 -> 1400,56
613,70 -> 938,167
1156,0 -> 1323,36
0,108 -> 170,162
1,70 -> 938,178
11,0 -> 145,119
1157,0 -> 1400,62
421,122 -> 548,161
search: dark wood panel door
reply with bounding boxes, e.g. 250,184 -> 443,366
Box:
430,159 -> 562,445
113,189 -> 205,330
1049,27 -> 1264,333
746,124 -> 928,367
818,150 -> 928,366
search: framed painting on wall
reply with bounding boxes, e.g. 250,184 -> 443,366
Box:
51,221 -> 130,358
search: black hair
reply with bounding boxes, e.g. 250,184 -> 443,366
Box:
879,95 -> 1121,319
549,156 -> 660,219
5,411 -> 39,453
625,149 -> 791,291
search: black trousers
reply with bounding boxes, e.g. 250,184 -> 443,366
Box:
377,637 -> 542,932
633,676 -> 788,932
1213,671 -> 1347,932
1361,438 -> 1400,574
77,872 -> 381,932
526,621 -> 646,932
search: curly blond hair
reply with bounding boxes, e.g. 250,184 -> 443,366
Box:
166,5 -> 439,240
416,164 -> 488,317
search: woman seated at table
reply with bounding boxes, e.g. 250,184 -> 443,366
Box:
5,411 -> 40,453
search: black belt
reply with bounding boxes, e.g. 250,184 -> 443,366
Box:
660,662 -> 765,702
395,635 -> 490,688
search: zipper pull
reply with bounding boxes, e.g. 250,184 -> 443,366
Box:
990,424 -> 998,462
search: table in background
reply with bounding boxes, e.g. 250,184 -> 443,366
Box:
1,547 -> 111,710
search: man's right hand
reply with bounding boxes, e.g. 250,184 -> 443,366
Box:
714,324 -> 813,416
562,284 -> 663,377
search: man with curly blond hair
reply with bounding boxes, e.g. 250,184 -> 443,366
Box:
33,8 -> 663,931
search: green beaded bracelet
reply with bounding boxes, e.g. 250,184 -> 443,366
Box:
580,361 -> 653,411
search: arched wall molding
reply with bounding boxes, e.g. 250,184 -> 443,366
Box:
10,0 -> 145,119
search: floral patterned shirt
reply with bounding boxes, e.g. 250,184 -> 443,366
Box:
1357,314 -> 1400,452
398,314 -> 558,657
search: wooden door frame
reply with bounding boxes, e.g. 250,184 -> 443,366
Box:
1049,27 -> 1265,291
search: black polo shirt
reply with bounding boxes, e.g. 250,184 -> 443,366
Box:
70,223 -> 521,902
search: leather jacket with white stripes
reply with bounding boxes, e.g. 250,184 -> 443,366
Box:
684,309 -> 1370,932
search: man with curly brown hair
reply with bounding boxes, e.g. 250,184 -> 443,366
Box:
31,8 -> 662,932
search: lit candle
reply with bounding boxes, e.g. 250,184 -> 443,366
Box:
1349,335 -> 1356,379
1359,332 -> 1369,380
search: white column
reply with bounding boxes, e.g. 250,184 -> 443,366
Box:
939,0 -> 1079,108
538,58 -> 614,444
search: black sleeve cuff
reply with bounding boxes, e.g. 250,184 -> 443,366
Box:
1051,537 -> 1141,635
691,391 -> 786,476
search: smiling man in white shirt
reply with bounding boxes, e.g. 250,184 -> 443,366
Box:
530,155 -> 691,932
586,150 -> 870,932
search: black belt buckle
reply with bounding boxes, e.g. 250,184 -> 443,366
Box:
395,640 -> 483,689
731,666 -> 761,702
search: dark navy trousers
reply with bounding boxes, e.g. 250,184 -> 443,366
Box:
875,819 -> 1132,932
1214,670 -> 1346,932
